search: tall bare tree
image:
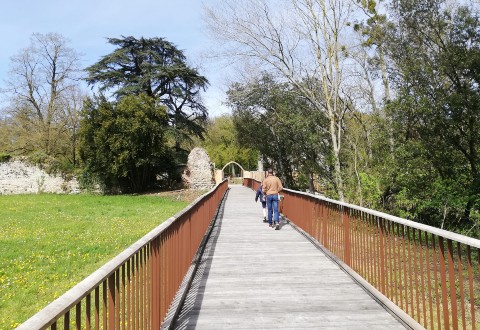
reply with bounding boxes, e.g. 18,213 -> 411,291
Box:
204,0 -> 356,200
2,33 -> 82,158
59,86 -> 85,166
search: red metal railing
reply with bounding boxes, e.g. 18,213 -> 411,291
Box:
18,180 -> 228,330
244,178 -> 480,330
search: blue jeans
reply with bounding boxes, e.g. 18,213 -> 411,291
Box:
266,194 -> 279,225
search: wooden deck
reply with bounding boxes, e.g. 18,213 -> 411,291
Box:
165,185 -> 407,329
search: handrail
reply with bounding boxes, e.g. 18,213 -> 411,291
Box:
244,178 -> 480,330
284,188 -> 480,249
18,180 -> 229,330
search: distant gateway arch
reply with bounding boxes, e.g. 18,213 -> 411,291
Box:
221,161 -> 245,174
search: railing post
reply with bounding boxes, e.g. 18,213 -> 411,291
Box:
64,311 -> 70,330
86,293 -> 91,330
108,273 -> 115,329
438,237 -> 450,329
150,238 -> 160,330
447,240 -> 459,330
343,207 -> 351,266
378,218 -> 386,295
467,246 -> 476,328
322,202 -> 328,247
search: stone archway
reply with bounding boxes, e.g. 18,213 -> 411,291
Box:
214,161 -> 246,184
221,161 -> 245,174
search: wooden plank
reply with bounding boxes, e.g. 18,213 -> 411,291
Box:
171,185 -> 408,329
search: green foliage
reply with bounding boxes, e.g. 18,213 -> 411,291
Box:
338,2 -> 480,236
359,173 -> 382,206
14,151 -> 75,178
0,117 -> 14,155
0,194 -> 188,329
0,153 -> 11,163
227,74 -> 330,189
200,115 -> 258,171
85,36 -> 209,162
0,110 -> 77,172
79,94 -> 176,193
383,4 -> 480,233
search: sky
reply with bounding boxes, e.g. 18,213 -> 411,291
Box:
0,0 -> 230,117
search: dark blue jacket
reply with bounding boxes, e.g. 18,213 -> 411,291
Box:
255,185 -> 264,202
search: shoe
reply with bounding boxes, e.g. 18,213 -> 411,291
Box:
263,217 -> 267,223
275,223 -> 280,230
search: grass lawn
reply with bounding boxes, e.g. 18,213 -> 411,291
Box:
0,193 -> 191,329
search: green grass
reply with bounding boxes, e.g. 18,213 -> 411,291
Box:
0,194 -> 189,329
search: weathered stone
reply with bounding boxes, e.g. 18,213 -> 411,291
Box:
0,160 -> 80,195
185,148 -> 214,190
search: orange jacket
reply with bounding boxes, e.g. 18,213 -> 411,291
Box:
262,175 -> 283,195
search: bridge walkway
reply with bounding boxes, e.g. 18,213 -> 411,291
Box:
167,185 -> 407,329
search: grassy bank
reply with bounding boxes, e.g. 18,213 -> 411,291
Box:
0,193 -> 190,329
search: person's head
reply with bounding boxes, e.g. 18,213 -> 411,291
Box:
267,168 -> 273,176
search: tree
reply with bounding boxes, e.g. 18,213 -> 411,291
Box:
0,115 -> 14,156
2,33 -> 83,162
200,115 -> 258,171
85,36 -> 209,162
204,0 -> 360,200
385,2 -> 480,232
227,74 -> 330,190
61,86 -> 84,167
79,94 -> 175,193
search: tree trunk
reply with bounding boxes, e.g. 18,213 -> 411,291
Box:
329,110 -> 345,201
461,198 -> 473,228
379,47 -> 395,159
308,171 -> 314,193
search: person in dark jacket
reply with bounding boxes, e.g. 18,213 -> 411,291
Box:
255,183 -> 268,222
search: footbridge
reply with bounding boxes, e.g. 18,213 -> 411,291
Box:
18,179 -> 480,329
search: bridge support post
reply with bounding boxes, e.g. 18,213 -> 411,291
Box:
322,202 -> 328,247
343,207 -> 352,267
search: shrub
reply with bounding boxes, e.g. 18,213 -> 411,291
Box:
0,153 -> 11,163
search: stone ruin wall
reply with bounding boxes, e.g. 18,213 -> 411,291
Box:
0,160 -> 80,195
1,148 -> 217,194
184,147 -> 214,190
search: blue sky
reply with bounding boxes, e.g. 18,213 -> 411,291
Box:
0,0 -> 229,116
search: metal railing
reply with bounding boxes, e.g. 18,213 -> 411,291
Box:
18,180 -> 228,330
244,178 -> 480,330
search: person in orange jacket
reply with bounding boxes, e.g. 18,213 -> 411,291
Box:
262,168 -> 283,230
